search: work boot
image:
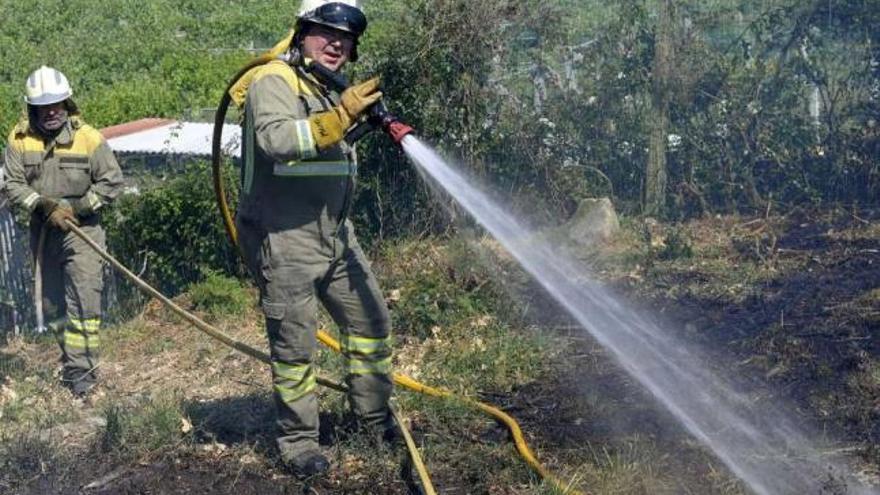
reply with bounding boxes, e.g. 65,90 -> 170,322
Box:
283,449 -> 330,480
71,378 -> 95,398
357,413 -> 405,450
378,421 -> 404,449
63,368 -> 96,398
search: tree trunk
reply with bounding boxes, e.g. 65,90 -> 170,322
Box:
644,0 -> 674,217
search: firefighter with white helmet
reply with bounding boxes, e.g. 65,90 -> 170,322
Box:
3,66 -> 123,397
234,0 -> 399,478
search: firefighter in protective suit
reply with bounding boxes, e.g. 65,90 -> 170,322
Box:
2,66 -> 124,397
236,0 -> 398,478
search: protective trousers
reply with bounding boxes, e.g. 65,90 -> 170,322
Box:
238,217 -> 393,461
31,218 -> 105,386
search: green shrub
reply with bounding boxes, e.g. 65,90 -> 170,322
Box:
0,1 -> 290,131
188,269 -> 251,319
378,239 -> 502,338
658,228 -> 694,260
104,161 -> 242,296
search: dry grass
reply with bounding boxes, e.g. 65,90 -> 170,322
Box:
4,214 -> 878,493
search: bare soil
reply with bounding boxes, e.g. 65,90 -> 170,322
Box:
501,208 -> 880,493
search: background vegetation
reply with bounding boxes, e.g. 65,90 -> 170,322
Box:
0,0 -> 873,316
2,0 -> 877,247
354,0 -> 880,232
1,2 -> 878,493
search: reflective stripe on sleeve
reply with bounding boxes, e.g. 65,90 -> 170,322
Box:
23,192 -> 40,210
273,161 -> 355,177
294,119 -> 318,159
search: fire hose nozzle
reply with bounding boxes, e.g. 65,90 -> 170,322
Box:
368,104 -> 414,145
386,120 -> 414,144
305,61 -> 415,144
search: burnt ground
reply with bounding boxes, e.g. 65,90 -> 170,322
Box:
2,209 -> 879,494
6,389 -> 432,495
496,207 -> 880,493
17,449 -> 424,495
645,209 -> 880,453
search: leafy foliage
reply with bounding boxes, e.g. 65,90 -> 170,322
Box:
103,162 -> 241,295
0,0 -> 291,130
377,239 -> 504,337
187,269 -> 251,319
2,0 -> 877,244
347,0 -> 873,235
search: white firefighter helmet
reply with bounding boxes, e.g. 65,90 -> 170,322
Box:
297,0 -> 367,37
24,66 -> 73,106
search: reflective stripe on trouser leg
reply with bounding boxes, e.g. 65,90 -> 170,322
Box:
342,335 -> 393,376
273,361 -> 317,404
271,359 -> 319,461
64,317 -> 101,348
341,334 -> 392,357
63,223 -> 105,377
347,356 -> 392,375
267,310 -> 321,461
321,225 -> 394,427
62,317 -> 100,370
247,230 -> 326,460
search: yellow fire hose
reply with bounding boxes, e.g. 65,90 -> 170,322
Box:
41,222 -> 436,495
320,334 -> 581,493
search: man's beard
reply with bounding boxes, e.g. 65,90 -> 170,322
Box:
41,110 -> 68,131
29,106 -> 68,137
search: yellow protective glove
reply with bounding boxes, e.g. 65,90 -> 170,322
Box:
47,204 -> 79,232
308,77 -> 383,150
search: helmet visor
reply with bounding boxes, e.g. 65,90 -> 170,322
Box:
306,3 -> 367,37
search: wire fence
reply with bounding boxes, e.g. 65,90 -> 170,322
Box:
0,151 -> 210,338
0,201 -> 33,336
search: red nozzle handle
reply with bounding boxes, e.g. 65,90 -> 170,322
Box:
387,120 -> 414,144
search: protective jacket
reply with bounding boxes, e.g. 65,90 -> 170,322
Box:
4,116 -> 122,216
3,116 -> 123,389
238,59 -> 357,230
236,59 -> 393,461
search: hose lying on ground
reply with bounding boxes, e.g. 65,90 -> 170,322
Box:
319,333 -> 583,494
54,221 -> 437,495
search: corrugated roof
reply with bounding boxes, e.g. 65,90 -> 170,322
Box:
101,118 -> 175,139
104,119 -> 241,158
